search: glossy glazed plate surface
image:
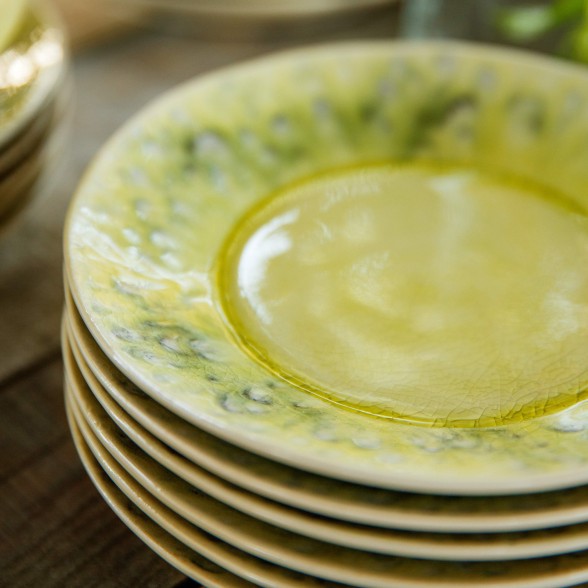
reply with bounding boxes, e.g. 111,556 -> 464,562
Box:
64,288 -> 588,534
62,329 -> 588,563
66,42 -> 588,494
0,0 -> 29,53
65,349 -> 588,588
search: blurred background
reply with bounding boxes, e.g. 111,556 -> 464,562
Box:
1,1 -> 586,586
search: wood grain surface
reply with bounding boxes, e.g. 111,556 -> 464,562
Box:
0,2 -> 398,586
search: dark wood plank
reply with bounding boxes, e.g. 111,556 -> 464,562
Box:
1,441 -> 184,588
0,204 -> 66,384
0,359 -> 183,588
0,356 -> 65,481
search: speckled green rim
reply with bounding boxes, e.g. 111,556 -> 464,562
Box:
65,41 -> 588,495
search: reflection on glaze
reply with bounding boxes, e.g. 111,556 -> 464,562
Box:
238,210 -> 298,325
221,163 -> 588,427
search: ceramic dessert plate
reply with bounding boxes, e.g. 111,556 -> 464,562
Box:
66,366 -> 588,588
0,0 -> 29,53
62,329 -> 588,563
63,298 -> 588,535
65,41 -> 588,494
0,103 -> 69,235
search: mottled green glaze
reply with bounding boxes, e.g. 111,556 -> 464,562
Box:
66,42 -> 588,493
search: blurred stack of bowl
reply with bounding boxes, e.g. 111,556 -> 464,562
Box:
0,0 -> 69,236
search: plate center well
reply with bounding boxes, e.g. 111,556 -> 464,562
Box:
219,163 -> 588,427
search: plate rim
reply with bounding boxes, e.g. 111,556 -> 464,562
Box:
64,291 -> 588,534
65,393 -> 254,588
63,327 -> 588,562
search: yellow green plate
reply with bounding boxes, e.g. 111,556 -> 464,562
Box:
65,42 -> 588,494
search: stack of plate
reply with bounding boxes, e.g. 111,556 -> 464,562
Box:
0,0 -> 69,236
63,42 -> 588,587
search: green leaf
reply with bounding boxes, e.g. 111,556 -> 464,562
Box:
551,0 -> 585,23
497,0 -> 588,63
497,6 -> 556,42
570,26 -> 588,62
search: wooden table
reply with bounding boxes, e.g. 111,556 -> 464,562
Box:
0,4 -> 399,586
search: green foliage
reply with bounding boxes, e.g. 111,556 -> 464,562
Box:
498,0 -> 588,62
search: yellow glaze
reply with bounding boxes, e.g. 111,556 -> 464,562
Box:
221,163 -> 588,426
